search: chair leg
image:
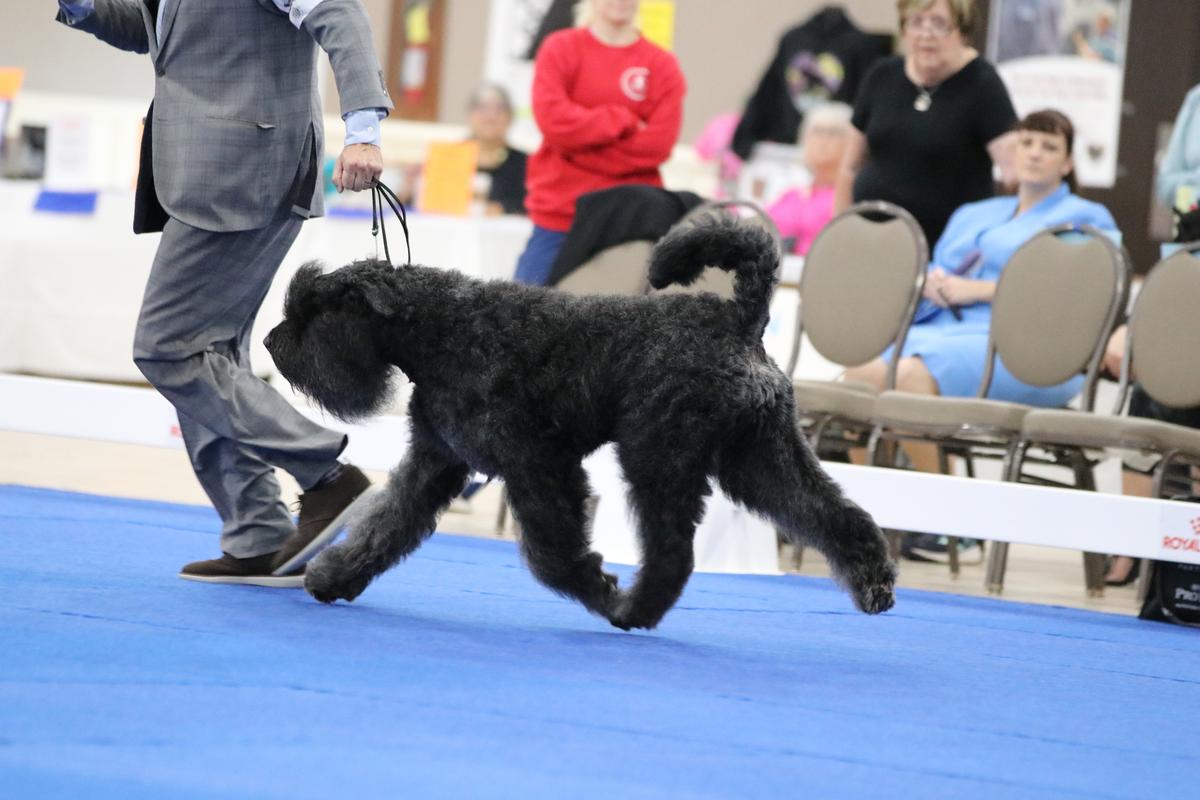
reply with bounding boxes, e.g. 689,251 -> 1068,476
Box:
868,426 -> 906,561
1082,552 -> 1108,598
1133,454 -> 1179,605
495,484 -> 509,537
934,446 -> 962,577
986,440 -> 1028,594
985,542 -> 1009,595
1134,558 -> 1152,603
866,424 -> 889,467
884,529 -> 902,561
788,540 -> 805,569
807,415 -> 832,450
1069,450 -> 1106,598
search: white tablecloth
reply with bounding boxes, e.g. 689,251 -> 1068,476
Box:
0,182 -> 533,380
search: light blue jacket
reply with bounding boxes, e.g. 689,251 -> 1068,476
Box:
1158,84 -> 1200,208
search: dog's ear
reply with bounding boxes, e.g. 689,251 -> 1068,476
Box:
354,270 -> 401,317
283,261 -> 327,320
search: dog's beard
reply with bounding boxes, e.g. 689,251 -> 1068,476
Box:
292,359 -> 397,422
267,320 -> 398,422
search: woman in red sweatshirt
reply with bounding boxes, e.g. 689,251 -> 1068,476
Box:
513,0 -> 687,285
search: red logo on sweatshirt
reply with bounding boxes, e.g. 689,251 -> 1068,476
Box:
620,67 -> 649,102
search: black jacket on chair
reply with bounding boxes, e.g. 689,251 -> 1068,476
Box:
732,6 -> 892,160
548,186 -> 704,287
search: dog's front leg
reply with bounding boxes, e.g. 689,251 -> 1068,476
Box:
605,479 -> 703,631
504,463 -> 620,620
305,421 -> 470,604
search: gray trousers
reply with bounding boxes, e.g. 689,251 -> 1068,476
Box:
133,210 -> 346,558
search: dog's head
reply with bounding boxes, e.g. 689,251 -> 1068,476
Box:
264,259 -> 400,422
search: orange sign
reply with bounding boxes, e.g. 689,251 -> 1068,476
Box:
0,68 -> 24,100
418,140 -> 479,216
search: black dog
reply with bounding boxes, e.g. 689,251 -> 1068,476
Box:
265,216 -> 896,629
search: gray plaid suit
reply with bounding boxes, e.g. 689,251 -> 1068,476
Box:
58,0 -> 393,557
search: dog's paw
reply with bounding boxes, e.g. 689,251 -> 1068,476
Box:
605,591 -> 662,632
304,549 -> 370,604
849,561 -> 898,615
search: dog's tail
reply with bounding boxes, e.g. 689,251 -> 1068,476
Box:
647,214 -> 780,339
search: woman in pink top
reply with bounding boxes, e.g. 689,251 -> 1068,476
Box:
767,103 -> 853,254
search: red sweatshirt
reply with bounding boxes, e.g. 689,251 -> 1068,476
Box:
526,27 -> 686,232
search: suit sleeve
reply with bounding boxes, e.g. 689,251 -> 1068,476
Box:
56,0 -> 149,54
533,34 -> 640,152
565,62 -> 685,178
299,0 -> 394,116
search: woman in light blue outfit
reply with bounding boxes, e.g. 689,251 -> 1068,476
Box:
1157,83 -> 1200,209
846,109 -> 1118,407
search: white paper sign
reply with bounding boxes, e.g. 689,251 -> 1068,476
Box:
989,0 -> 1131,189
42,115 -> 94,191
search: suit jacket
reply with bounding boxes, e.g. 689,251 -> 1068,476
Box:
58,0 -> 393,233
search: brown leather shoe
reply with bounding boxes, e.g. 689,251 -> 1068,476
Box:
179,552 -> 305,588
272,464 -> 374,576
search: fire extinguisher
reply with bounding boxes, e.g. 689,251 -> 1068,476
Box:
402,0 -> 433,104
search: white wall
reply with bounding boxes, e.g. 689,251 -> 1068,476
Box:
4,1 -> 898,144
5,3 -> 155,101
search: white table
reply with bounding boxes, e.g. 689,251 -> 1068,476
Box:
0,181 -> 532,381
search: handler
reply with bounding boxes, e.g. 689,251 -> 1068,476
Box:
55,0 -> 387,586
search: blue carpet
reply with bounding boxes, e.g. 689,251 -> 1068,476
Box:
1,484 -> 1197,799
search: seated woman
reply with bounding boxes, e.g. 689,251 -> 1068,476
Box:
466,82 -> 528,216
766,102 -> 853,255
398,83 -> 528,216
844,109 -> 1117,563
844,109 -> 1118,409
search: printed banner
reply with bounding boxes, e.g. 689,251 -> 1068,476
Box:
988,0 -> 1130,188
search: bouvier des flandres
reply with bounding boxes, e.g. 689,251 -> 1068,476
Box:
264,216 -> 896,630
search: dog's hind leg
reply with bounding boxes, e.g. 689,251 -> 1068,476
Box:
716,414 -> 896,614
504,461 -> 619,620
305,418 -> 470,604
604,448 -> 710,631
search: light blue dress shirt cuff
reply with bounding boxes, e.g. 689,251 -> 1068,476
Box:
58,0 -> 95,23
343,108 -> 387,148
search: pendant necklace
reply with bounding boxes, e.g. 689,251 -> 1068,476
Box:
914,84 -> 939,112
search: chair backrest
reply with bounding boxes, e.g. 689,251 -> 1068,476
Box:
553,240 -> 654,297
790,201 -> 927,382
984,225 -> 1128,409
1126,245 -> 1200,409
650,200 -> 783,300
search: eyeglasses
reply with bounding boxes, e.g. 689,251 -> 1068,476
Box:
903,15 -> 956,37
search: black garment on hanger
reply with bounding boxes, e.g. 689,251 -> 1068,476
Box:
547,185 -> 704,287
732,6 -> 892,160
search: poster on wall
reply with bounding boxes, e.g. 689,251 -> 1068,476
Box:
483,0 -> 557,148
987,0 -> 1130,188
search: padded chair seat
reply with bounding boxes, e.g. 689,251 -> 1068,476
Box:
793,380 -> 879,421
1022,409 -> 1200,457
872,390 -> 1032,437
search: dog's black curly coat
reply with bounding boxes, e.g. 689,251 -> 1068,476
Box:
265,216 -> 896,629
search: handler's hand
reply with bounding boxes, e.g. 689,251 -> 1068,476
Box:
333,143 -> 383,192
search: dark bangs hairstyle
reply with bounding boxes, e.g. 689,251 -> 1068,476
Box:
1015,109 -> 1076,191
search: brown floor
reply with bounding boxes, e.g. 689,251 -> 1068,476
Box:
0,429 -> 1141,616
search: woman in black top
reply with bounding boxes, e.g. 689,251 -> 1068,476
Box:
467,83 -> 528,216
835,0 -> 1017,245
